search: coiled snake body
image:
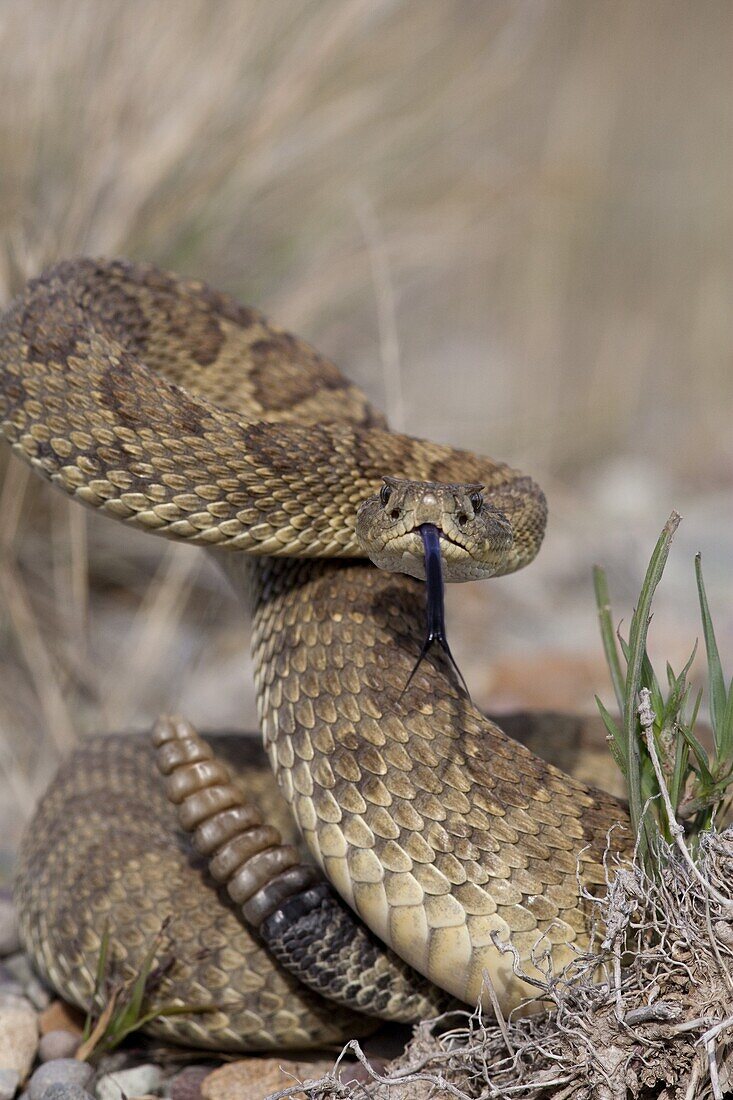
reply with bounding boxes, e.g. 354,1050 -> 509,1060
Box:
0,260 -> 627,1050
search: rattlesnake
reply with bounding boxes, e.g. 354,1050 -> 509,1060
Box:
0,259 -> 627,1050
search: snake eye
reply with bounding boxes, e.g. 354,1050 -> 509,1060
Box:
469,490 -> 483,514
380,483 -> 392,507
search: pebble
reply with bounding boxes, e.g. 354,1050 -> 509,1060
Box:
2,956 -> 33,987
28,1061 -> 94,1100
38,1033 -> 79,1063
42,1088 -> 95,1100
95,1064 -> 162,1100
0,904 -> 19,959
0,982 -> 27,1003
0,958 -> 51,1013
201,1058 -> 334,1100
0,997 -> 38,1081
0,1069 -> 19,1100
168,1067 -> 211,1100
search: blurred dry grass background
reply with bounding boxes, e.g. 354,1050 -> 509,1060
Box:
0,0 -> 732,868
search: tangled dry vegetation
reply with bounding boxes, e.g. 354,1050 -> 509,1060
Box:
281,830 -> 733,1100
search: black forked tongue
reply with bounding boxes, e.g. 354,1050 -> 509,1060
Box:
402,523 -> 470,699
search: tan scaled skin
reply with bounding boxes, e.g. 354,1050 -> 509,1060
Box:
0,259 -> 629,1048
238,552 -> 626,1012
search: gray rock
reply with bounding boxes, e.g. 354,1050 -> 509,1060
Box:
0,998 -> 38,1081
1,956 -> 33,987
1,958 -> 52,1011
0,904 -> 19,959
0,982 -> 27,1003
0,1068 -> 19,1100
42,1088 -> 95,1100
38,1033 -> 79,1064
96,1065 -> 162,1100
168,1067 -> 211,1100
28,1061 -> 93,1100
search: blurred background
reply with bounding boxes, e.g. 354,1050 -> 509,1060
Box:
0,0 -> 731,872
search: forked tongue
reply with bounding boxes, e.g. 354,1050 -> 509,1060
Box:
402,523 -> 470,698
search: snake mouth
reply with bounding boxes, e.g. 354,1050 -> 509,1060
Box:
381,526 -> 474,560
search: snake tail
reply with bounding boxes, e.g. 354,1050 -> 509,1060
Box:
153,716 -> 449,1022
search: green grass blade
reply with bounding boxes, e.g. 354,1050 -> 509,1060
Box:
641,650 -> 664,718
678,720 -> 712,783
679,640 -> 698,683
595,695 -> 626,770
593,566 -> 625,715
126,929 -> 165,1026
623,511 -> 681,861
695,553 -> 726,753
688,686 -> 703,731
719,679 -> 733,775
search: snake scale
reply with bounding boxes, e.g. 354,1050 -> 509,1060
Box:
0,259 -> 628,1050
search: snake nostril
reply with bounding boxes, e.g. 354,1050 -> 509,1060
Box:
458,513 -> 468,526
390,508 -> 401,520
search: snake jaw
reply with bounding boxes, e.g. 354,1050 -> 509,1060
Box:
356,477 -> 514,582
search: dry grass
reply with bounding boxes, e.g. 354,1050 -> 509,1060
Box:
0,0 -> 731,863
280,829 -> 733,1099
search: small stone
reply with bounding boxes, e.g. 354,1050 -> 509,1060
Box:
95,1065 -> 162,1100
2,956 -> 33,988
0,958 -> 52,1012
38,1004 -> 83,1040
0,982 -> 27,1003
0,997 -> 38,1081
38,1033 -> 80,1064
201,1058 -> 334,1100
42,1087 -> 95,1100
0,904 -> 19,959
0,1068 -> 19,1100
28,1061 -> 94,1100
168,1067 -> 211,1100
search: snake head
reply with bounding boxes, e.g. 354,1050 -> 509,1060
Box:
355,476 -> 514,582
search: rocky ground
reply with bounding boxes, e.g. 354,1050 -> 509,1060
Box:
0,888 -> 405,1100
